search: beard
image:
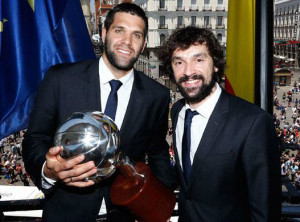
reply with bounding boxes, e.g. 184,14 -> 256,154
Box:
104,37 -> 142,71
176,73 -> 217,104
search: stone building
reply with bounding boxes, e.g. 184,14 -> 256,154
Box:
274,0 -> 300,68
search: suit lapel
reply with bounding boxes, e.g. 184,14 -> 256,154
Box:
79,59 -> 101,111
189,91 -> 230,187
120,70 -> 145,139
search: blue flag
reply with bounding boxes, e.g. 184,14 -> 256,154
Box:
0,0 -> 96,139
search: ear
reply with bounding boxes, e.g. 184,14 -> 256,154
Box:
214,67 -> 219,72
102,28 -> 107,44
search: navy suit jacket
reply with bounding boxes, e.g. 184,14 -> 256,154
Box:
171,90 -> 281,222
22,59 -> 177,222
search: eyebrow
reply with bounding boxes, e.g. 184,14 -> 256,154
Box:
172,52 -> 209,61
111,25 -> 144,37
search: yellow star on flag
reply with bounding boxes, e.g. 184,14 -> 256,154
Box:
27,0 -> 35,11
0,19 -> 8,32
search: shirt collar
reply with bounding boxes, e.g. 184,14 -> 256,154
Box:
99,57 -> 134,88
185,83 -> 222,119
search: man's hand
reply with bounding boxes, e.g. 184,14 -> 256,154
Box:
43,146 -> 97,187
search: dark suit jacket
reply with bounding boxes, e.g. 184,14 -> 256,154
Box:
22,59 -> 177,222
171,90 -> 281,222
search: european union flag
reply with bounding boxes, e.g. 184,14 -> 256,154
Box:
0,0 -> 96,139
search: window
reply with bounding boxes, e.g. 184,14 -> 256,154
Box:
160,16 -> 165,25
191,0 -> 196,5
178,16 -> 183,25
217,16 -> 223,26
204,0 -> 210,4
160,34 -> 166,46
218,0 -> 223,4
177,0 -> 183,7
204,16 -> 210,26
159,16 -> 166,28
191,16 -> 197,26
217,33 -> 222,43
160,0 -> 165,9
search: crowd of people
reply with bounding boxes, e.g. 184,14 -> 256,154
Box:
0,132 -> 31,186
273,78 -> 300,189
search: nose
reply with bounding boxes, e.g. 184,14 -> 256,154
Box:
183,62 -> 194,77
121,33 -> 132,46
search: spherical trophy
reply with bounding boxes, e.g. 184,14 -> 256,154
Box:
54,111 -> 120,182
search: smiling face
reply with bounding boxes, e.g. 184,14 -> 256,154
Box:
102,12 -> 146,78
171,43 -> 218,107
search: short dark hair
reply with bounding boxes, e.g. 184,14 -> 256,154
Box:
158,26 -> 225,82
104,3 -> 148,37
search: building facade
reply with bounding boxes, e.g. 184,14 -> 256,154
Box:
274,0 -> 300,68
81,0 -> 93,35
133,0 -> 228,89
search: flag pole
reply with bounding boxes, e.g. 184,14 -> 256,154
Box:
255,0 -> 274,114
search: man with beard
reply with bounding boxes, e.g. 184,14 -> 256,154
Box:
158,27 -> 281,222
22,3 -> 177,222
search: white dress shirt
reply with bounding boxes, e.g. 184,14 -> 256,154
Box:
99,57 -> 133,129
175,83 -> 222,167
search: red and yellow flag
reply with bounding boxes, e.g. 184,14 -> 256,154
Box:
225,0 -> 255,103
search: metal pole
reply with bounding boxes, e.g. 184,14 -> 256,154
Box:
255,0 -> 274,114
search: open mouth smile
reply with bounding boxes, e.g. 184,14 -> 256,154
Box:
117,48 -> 132,55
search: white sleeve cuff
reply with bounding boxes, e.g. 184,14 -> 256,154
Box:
41,161 -> 57,189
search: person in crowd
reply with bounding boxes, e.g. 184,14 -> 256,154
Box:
21,172 -> 30,186
22,3 -> 177,222
15,163 -> 23,181
0,139 -> 5,154
158,26 -> 281,222
281,159 -> 288,177
294,170 -> 300,189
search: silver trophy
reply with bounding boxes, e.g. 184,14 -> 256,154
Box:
54,111 -> 120,182
54,111 -> 176,221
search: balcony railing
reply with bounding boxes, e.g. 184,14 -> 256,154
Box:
216,24 -> 225,29
189,5 -> 198,11
1,178 -> 299,221
176,24 -> 185,29
176,6 -> 185,11
204,24 -> 212,29
203,5 -> 212,11
216,5 -> 225,11
158,6 -> 167,11
191,23 -> 200,28
158,24 -> 168,29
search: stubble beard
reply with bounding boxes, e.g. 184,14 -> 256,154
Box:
176,73 -> 217,104
104,38 -> 142,71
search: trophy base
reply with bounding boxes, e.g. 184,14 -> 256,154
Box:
110,162 -> 176,222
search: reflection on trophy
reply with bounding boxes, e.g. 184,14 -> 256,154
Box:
54,111 -> 176,222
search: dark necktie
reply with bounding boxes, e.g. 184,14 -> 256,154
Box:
104,80 -> 122,121
182,109 -> 198,183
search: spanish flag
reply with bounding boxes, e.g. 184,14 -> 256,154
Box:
225,0 -> 255,103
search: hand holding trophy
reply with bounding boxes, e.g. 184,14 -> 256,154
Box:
54,111 -> 175,222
